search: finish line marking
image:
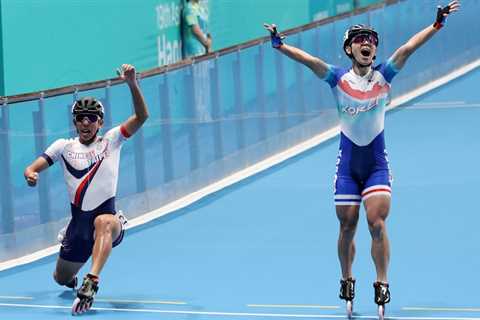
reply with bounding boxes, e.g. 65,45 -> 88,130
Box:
2,302 -> 480,320
0,295 -> 186,305
403,307 -> 480,313
247,304 -> 340,309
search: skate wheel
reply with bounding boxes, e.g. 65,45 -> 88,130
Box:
378,304 -> 385,320
85,299 -> 93,312
71,297 -> 81,315
346,300 -> 353,319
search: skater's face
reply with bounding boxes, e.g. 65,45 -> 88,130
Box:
74,114 -> 104,144
346,34 -> 377,66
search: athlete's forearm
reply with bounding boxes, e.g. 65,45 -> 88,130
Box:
128,81 -> 149,123
390,24 -> 438,70
277,44 -> 328,78
26,157 -> 49,173
403,25 -> 438,57
392,1 -> 460,69
122,81 -> 149,136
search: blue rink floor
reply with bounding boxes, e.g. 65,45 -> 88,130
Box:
0,67 -> 479,319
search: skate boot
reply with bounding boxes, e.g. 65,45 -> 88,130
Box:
374,281 -> 390,320
71,274 -> 99,315
339,278 -> 355,319
117,210 -> 128,227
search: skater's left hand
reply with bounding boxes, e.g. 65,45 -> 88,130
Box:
117,64 -> 137,86
434,0 -> 461,29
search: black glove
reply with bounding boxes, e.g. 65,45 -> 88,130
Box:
265,24 -> 285,48
433,4 -> 451,29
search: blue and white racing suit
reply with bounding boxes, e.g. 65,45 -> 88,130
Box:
322,60 -> 399,205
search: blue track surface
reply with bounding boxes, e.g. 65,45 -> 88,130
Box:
1,68 -> 479,319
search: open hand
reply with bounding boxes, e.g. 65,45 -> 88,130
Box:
263,23 -> 277,34
444,0 -> 461,15
437,0 -> 460,24
436,0 -> 461,28
263,23 -> 285,48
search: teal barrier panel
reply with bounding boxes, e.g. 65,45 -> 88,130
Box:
0,0 -> 314,95
355,0 -> 384,8
310,0 -> 355,21
310,0 -> 337,21
209,0 -> 310,51
0,0 -> 183,96
335,0 -> 355,14
0,0 -> 392,96
1,0 -> 479,263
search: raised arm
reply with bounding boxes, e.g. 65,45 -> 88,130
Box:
389,1 -> 460,70
264,23 -> 330,79
117,64 -> 149,137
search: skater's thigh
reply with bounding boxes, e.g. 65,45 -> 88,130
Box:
336,205 -> 360,225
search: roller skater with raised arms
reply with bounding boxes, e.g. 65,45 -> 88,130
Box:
264,1 -> 460,318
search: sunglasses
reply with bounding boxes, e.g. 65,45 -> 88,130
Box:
74,114 -> 99,123
352,34 -> 378,46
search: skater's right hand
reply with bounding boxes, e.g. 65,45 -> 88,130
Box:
264,23 -> 285,48
24,169 -> 39,187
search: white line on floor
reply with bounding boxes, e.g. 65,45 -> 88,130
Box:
2,302 -> 480,319
398,103 -> 480,110
0,296 -> 34,300
247,304 -> 340,309
403,307 -> 480,312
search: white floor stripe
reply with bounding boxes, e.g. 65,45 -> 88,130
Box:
411,101 -> 466,106
397,103 -> 480,110
387,59 -> 480,111
0,296 -> 34,300
0,245 -> 60,272
1,59 -> 479,272
2,302 -> 480,319
95,298 -> 187,305
403,307 -> 480,312
247,304 -> 340,309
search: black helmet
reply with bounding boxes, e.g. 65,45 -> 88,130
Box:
343,24 -> 379,57
71,97 -> 104,118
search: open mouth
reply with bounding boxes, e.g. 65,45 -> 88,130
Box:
360,48 -> 371,57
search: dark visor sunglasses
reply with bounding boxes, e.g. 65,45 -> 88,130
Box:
352,34 -> 378,46
74,114 -> 99,123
